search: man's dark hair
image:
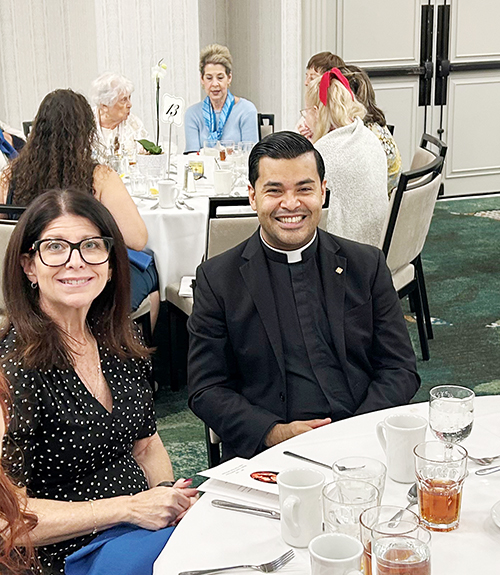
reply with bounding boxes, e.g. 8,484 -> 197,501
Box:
248,131 -> 325,188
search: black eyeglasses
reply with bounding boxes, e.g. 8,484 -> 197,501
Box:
30,237 -> 114,267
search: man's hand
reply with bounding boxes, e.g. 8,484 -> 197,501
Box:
264,418 -> 332,447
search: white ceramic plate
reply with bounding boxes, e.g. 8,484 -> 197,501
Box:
491,500 -> 500,528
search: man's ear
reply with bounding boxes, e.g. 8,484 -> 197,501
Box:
248,185 -> 257,212
321,179 -> 327,206
20,254 -> 37,284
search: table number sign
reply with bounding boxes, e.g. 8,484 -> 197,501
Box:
162,94 -> 185,127
162,93 -> 185,178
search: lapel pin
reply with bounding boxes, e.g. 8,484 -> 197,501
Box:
335,267 -> 344,275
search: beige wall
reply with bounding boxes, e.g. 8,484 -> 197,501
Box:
0,0 -> 98,129
0,0 -> 201,150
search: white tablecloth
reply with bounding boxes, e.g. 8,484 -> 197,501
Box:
137,197 -> 208,300
154,396 -> 500,574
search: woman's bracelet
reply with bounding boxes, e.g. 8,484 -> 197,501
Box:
156,480 -> 176,488
89,499 -> 98,535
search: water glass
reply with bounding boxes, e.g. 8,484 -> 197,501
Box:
429,385 -> 474,443
414,441 -> 467,531
323,479 -> 379,539
360,507 -> 420,575
372,525 -> 431,575
332,457 -> 387,502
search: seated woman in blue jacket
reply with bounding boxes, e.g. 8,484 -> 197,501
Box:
184,44 -> 258,152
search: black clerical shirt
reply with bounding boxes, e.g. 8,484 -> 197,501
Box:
262,234 -> 357,422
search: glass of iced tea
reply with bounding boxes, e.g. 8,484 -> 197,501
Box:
372,525 -> 431,575
414,441 -> 467,531
360,507 -> 420,575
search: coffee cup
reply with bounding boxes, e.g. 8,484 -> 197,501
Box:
213,169 -> 233,195
309,533 -> 363,575
158,179 -> 177,208
277,468 -> 324,548
376,414 -> 427,483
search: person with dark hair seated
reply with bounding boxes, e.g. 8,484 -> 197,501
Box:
1,190 -> 197,574
187,131 -> 420,461
0,89 -> 160,326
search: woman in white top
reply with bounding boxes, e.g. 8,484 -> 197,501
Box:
90,72 -> 149,163
303,68 -> 388,247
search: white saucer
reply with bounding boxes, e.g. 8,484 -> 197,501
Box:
491,500 -> 500,528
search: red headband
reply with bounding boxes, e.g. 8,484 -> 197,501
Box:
319,68 -> 354,106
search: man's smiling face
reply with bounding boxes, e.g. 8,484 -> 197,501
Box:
248,153 -> 326,251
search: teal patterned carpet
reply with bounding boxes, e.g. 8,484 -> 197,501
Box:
155,195 -> 500,480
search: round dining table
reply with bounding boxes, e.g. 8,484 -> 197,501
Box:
153,396 -> 500,574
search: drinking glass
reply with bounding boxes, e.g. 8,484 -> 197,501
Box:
202,140 -> 219,156
323,479 -> 379,539
413,441 -> 467,531
429,385 -> 474,443
359,507 -> 420,575
220,140 -> 235,160
332,457 -> 387,502
372,525 -> 431,575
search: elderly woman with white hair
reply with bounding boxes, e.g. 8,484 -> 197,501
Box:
184,44 -> 258,152
90,72 -> 149,163
303,68 -> 388,247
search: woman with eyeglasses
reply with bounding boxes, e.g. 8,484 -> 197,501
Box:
303,68 -> 389,247
0,89 -> 160,326
0,190 -> 197,574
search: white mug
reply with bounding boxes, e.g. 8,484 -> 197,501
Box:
277,468 -> 324,548
213,169 -> 233,195
158,179 -> 177,208
309,533 -> 363,575
376,414 -> 427,483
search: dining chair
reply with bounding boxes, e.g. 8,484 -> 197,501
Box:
379,154 -> 444,361
406,134 -> 448,340
257,113 -> 275,141
0,215 -> 21,322
22,121 -> 33,139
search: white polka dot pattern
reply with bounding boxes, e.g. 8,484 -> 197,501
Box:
1,328 -> 156,574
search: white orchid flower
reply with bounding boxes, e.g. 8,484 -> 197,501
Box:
152,62 -> 167,80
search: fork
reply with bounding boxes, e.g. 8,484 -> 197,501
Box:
468,454 -> 500,466
178,549 -> 294,575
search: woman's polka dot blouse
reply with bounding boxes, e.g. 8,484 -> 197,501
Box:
1,328 -> 156,574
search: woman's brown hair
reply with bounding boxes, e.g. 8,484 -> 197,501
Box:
2,189 -> 148,370
342,65 -> 387,126
2,89 -> 98,206
0,372 -> 38,573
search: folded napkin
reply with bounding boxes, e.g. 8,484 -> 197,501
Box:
65,524 -> 175,575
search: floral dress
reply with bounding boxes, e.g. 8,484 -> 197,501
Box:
367,122 -> 402,197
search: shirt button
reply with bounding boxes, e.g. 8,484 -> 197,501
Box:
279,393 -> 285,402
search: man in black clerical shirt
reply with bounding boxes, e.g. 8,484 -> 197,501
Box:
187,131 -> 420,461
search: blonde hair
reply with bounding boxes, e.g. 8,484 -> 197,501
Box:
306,74 -> 366,143
199,44 -> 233,76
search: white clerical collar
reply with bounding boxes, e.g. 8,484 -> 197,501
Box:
260,230 -> 318,263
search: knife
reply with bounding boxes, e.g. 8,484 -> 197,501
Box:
211,499 -> 280,520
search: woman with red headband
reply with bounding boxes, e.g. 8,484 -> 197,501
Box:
303,68 -> 388,247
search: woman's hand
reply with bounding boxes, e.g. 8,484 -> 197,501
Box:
297,118 -> 313,140
127,480 -> 198,530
